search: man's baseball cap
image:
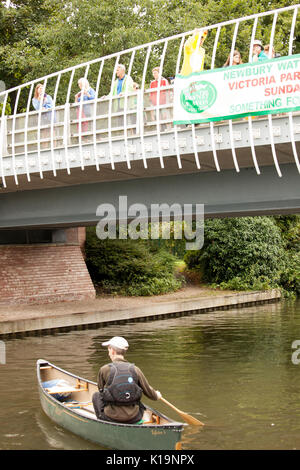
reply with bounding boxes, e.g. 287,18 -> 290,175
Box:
253,39 -> 263,47
102,336 -> 129,350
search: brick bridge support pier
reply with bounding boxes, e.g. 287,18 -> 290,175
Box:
0,228 -> 96,305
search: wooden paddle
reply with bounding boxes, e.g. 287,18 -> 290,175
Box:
160,396 -> 205,426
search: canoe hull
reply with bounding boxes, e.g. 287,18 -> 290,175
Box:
37,360 -> 185,450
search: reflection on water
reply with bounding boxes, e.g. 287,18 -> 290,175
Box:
35,410 -> 102,450
0,300 -> 300,450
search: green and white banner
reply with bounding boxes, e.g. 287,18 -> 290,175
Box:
173,54 -> 300,124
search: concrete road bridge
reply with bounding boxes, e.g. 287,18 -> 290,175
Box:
0,4 -> 299,230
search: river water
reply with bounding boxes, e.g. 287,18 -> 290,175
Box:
0,299 -> 300,450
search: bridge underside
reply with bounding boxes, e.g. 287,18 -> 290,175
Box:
0,161 -> 299,229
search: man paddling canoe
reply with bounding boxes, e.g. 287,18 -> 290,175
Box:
92,336 -> 162,424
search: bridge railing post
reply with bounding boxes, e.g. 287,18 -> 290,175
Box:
63,103 -> 71,159
0,113 -> 7,188
139,44 -> 152,169
135,89 -> 141,138
208,25 -> 221,172
49,74 -> 62,178
93,60 -> 104,171
288,6 -> 300,174
24,83 -> 34,182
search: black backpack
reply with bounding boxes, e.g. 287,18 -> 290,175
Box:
101,362 -> 143,406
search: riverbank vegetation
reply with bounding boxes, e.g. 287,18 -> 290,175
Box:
184,216 -> 300,298
85,215 -> 299,298
85,228 -> 183,296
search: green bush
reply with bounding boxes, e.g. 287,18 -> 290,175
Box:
273,215 -> 300,252
273,215 -> 300,297
85,228 -> 183,296
184,217 -> 285,290
280,251 -> 300,297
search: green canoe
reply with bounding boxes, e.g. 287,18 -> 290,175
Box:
37,359 -> 186,450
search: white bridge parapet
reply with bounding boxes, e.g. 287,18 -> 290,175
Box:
0,4 -> 299,189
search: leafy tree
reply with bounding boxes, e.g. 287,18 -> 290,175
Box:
273,215 -> 300,296
184,217 -> 286,290
1,0 -> 299,110
280,251 -> 300,297
273,215 -> 300,252
0,0 -> 59,89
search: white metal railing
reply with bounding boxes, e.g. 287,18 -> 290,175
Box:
0,4 -> 299,188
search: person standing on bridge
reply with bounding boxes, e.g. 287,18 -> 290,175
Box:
111,64 -> 135,129
32,84 -> 55,148
75,78 -> 96,134
92,336 -> 162,424
180,28 -> 208,76
223,50 -> 243,67
251,39 -> 268,62
32,83 -> 54,121
264,44 -> 276,59
149,67 -> 171,129
32,84 -> 53,111
112,64 -> 135,98
75,77 -> 96,105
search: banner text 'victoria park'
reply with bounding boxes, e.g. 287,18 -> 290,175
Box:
173,54 -> 300,124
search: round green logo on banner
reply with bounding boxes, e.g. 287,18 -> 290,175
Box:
180,80 -> 217,114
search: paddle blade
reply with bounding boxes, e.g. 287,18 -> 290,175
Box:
180,412 -> 205,426
160,396 -> 205,426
